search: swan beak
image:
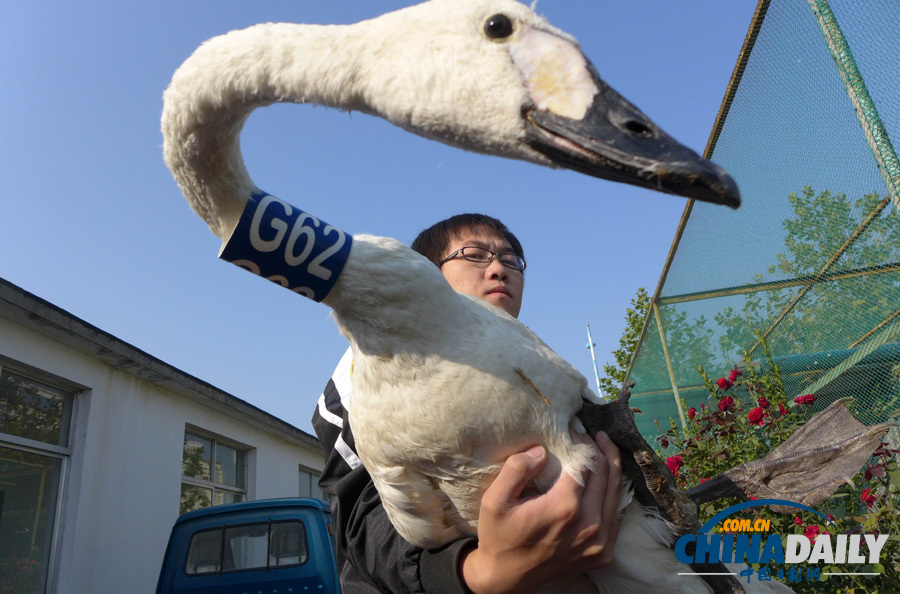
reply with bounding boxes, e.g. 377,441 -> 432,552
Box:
523,70 -> 740,208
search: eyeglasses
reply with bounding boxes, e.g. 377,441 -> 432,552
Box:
438,246 -> 526,272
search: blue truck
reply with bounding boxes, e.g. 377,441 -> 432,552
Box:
155,498 -> 340,593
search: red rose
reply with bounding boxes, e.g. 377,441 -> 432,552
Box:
729,368 -> 741,382
758,397 -> 769,409
794,394 -> 816,405
688,407 -> 697,420
861,488 -> 876,508
718,396 -> 735,412
700,477 -> 709,484
665,455 -> 684,477
794,516 -> 803,526
717,378 -> 734,391
803,525 -> 821,541
747,407 -> 765,426
778,403 -> 788,416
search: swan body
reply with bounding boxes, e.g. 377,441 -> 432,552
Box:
161,1 -> 774,591
331,234 -> 599,545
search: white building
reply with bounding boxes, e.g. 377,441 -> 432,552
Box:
0,277 -> 326,593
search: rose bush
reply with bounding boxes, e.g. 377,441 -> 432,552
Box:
654,338 -> 900,592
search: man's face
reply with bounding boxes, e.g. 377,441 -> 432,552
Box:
439,229 -> 524,318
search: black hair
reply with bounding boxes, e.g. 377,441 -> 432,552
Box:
410,213 -> 524,267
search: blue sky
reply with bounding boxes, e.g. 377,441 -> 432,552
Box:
1,0 -> 757,434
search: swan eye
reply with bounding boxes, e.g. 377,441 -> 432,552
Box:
484,14 -> 513,39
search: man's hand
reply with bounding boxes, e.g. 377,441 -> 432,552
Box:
460,431 -> 624,594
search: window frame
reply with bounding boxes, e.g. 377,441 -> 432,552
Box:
0,360 -> 80,594
298,464 -> 325,502
183,519 -> 309,577
0,360 -> 78,452
181,426 -> 250,513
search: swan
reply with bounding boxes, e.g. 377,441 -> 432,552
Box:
161,1 -> 787,591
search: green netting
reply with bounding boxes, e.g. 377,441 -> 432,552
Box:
627,0 -> 900,442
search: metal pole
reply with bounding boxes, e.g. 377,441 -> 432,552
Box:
585,324 -> 606,399
804,316 -> 900,398
746,196 -> 893,356
808,0 -> 900,214
624,0 -> 772,386
660,260 -> 900,306
653,303 -> 688,435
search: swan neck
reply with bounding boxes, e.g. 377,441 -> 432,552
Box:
162,22 -> 368,238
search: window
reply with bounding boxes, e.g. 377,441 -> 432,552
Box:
0,367 -> 74,594
299,466 -> 324,502
181,430 -> 247,515
0,368 -> 72,447
185,520 -> 308,575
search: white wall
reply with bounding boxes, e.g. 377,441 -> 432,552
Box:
0,317 -> 325,594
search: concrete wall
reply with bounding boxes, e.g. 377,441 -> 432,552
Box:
0,313 -> 324,594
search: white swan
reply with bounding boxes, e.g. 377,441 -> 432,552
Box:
161,1 -> 783,592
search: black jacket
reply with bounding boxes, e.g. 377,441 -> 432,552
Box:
312,354 -> 475,593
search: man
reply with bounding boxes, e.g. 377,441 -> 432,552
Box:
312,214 -> 623,593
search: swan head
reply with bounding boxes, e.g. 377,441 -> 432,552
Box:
361,0 -> 739,207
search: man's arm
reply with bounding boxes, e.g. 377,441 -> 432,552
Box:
461,432 -> 624,594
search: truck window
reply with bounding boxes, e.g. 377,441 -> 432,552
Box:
185,528 -> 222,575
270,521 -> 307,566
223,523 -> 269,571
184,520 -> 308,576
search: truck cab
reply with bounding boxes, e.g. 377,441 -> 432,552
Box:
156,498 -> 339,593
